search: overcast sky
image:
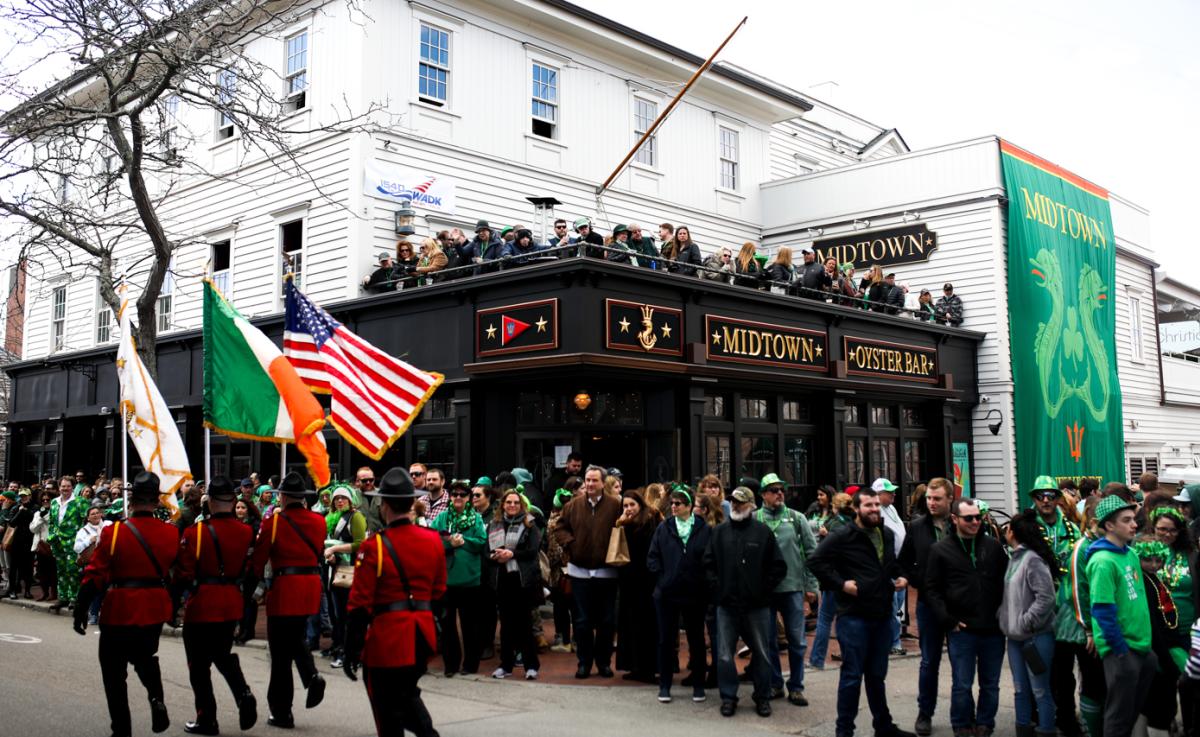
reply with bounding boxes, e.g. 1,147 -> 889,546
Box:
576,0 -> 1199,277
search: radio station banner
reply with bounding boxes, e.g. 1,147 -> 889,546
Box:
705,315 -> 826,372
812,224 -> 938,271
843,336 -> 938,383
605,299 -> 683,356
476,298 -> 558,358
364,160 -> 456,214
1001,140 -> 1124,494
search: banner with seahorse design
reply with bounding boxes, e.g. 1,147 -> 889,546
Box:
1001,140 -> 1124,497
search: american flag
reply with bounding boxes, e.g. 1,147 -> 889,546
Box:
283,279 -> 443,459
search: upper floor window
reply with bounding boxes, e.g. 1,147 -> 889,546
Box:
530,63 -> 558,139
211,239 -> 232,295
161,94 -> 180,154
1129,294 -> 1144,362
418,24 -> 450,106
718,126 -> 739,190
51,286 -> 66,351
633,98 -> 657,167
95,303 -> 113,344
284,31 -> 308,113
280,219 -> 304,293
216,70 -> 237,141
157,258 -> 175,333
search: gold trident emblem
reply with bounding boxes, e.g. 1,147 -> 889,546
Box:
637,304 -> 658,352
1066,422 -> 1085,462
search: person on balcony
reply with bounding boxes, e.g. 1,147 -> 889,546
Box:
837,263 -> 862,306
505,229 -> 549,267
605,224 -> 635,265
885,274 -> 908,315
662,226 -> 702,276
863,265 -> 890,312
935,283 -> 965,326
463,221 -> 505,262
916,289 -> 936,321
764,247 -> 795,293
570,217 -> 604,258
393,241 -> 420,289
361,253 -> 395,293
409,238 -> 447,284
700,247 -> 734,283
625,223 -> 659,268
733,242 -> 763,289
795,249 -> 829,299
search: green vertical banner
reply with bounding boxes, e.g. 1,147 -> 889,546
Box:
1001,140 -> 1124,495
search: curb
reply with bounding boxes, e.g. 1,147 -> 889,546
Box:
0,595 -> 269,650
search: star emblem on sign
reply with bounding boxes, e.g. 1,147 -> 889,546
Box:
619,317 -> 631,333
815,344 -> 823,357
711,331 -> 722,346
535,316 -> 547,333
660,323 -> 672,338
485,324 -> 497,340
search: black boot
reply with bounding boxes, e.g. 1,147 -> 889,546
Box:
237,690 -> 258,731
149,698 -> 170,734
183,721 -> 219,735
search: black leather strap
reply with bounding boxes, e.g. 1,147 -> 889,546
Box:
279,512 -> 323,567
379,532 -> 415,602
201,521 -> 225,577
121,520 -> 167,586
275,565 -> 321,576
111,578 -> 166,589
373,600 -> 431,614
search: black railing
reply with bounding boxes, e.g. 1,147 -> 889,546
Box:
365,242 -> 955,325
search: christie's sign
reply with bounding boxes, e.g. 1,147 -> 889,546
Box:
705,315 -> 827,372
812,224 -> 937,270
364,160 -> 457,214
843,336 -> 938,383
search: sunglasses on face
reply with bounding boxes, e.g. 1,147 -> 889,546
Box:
957,514 -> 982,522
450,491 -> 470,498
358,478 -> 375,485
410,471 -> 425,477
670,500 -> 686,507
1034,492 -> 1059,501
471,493 -> 485,499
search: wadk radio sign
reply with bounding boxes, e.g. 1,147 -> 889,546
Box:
364,160 -> 456,214
1001,141 -> 1124,496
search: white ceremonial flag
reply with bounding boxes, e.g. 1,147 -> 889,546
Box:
117,284 -> 191,517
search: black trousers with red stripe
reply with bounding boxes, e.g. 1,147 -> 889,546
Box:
363,662 -> 438,737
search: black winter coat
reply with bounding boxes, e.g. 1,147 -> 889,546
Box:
763,263 -> 794,286
703,517 -> 786,610
866,282 -> 891,312
647,517 -> 712,604
733,258 -> 762,288
484,516 -> 543,594
809,521 -> 902,620
885,283 -> 906,313
923,532 -> 1007,633
796,261 -> 829,296
665,243 -> 703,276
898,513 -> 949,596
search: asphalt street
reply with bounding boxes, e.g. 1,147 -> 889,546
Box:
0,602 -> 1021,737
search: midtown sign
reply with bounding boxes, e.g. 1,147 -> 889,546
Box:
812,224 -> 938,270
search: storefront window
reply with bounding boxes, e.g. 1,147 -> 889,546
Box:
415,435 -> 455,478
871,438 -> 897,481
871,406 -> 895,426
782,436 -> 811,488
706,434 -> 731,486
903,407 -> 924,427
846,439 -> 865,485
739,396 -> 772,421
782,400 -> 810,423
904,440 -> 925,487
704,393 -> 728,419
845,404 -> 864,425
739,435 -> 776,484
421,396 -> 456,420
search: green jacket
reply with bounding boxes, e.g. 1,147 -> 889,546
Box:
431,509 -> 487,588
48,494 -> 88,553
1037,509 -> 1086,643
627,236 -> 658,268
755,505 -> 818,594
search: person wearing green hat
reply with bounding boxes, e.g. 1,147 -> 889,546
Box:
569,216 -> 603,259
1128,535 -> 1189,737
1027,475 -> 1088,737
1086,494 -> 1155,737
755,473 -> 818,706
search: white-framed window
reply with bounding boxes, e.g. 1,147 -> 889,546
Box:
280,218 -> 304,294
51,285 -> 67,351
95,303 -> 113,344
216,70 -> 237,141
161,94 -> 180,154
211,239 -> 232,295
1129,294 -> 1144,361
531,62 -> 558,139
284,31 -> 308,113
418,23 -> 450,106
633,97 -> 657,167
718,126 -> 740,190
157,258 -> 175,333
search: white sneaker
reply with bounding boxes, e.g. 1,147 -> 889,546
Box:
525,669 -> 538,680
491,668 -> 510,679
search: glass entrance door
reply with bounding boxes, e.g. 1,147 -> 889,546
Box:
517,433 -> 579,494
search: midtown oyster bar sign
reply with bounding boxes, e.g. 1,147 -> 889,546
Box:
812,224 -> 938,270
705,315 -> 827,372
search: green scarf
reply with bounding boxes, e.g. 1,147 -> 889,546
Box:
326,508 -> 348,537
675,514 -> 695,546
445,505 -> 481,534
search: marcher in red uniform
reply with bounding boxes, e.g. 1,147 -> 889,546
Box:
342,467 -> 447,737
74,472 -> 180,737
247,471 -> 327,728
176,476 -> 258,735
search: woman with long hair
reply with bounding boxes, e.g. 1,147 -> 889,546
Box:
697,474 -> 731,520
615,489 -> 662,682
1151,507 -> 1196,630
806,485 -> 835,538
809,489 -> 857,669
1000,510 -> 1060,737
647,488 -> 712,703
413,237 -> 448,284
734,241 -> 762,288
692,494 -> 725,527
662,226 -> 702,276
486,491 -> 542,679
764,247 -> 794,292
863,265 -> 888,312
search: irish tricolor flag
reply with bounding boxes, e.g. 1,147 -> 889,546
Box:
202,280 -> 331,487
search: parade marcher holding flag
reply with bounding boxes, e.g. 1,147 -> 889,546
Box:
74,472 -> 181,737
175,476 -> 258,735
117,283 -> 191,519
246,472 -> 328,728
203,280 -> 329,487
342,467 -> 446,737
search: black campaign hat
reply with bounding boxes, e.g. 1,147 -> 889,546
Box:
364,467 -> 418,499
275,471 -> 315,497
207,476 -> 238,501
130,471 -> 161,502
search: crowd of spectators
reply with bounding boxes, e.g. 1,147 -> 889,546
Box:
3,465 -> 1197,733
360,218 -> 966,326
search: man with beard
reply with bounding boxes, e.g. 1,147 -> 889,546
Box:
703,486 -> 786,718
810,488 -> 914,737
899,477 -> 953,736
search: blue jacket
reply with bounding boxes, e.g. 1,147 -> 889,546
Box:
646,516 -> 712,604
463,235 -> 505,261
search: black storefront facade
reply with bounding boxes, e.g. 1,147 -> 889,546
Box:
5,258 -> 983,515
